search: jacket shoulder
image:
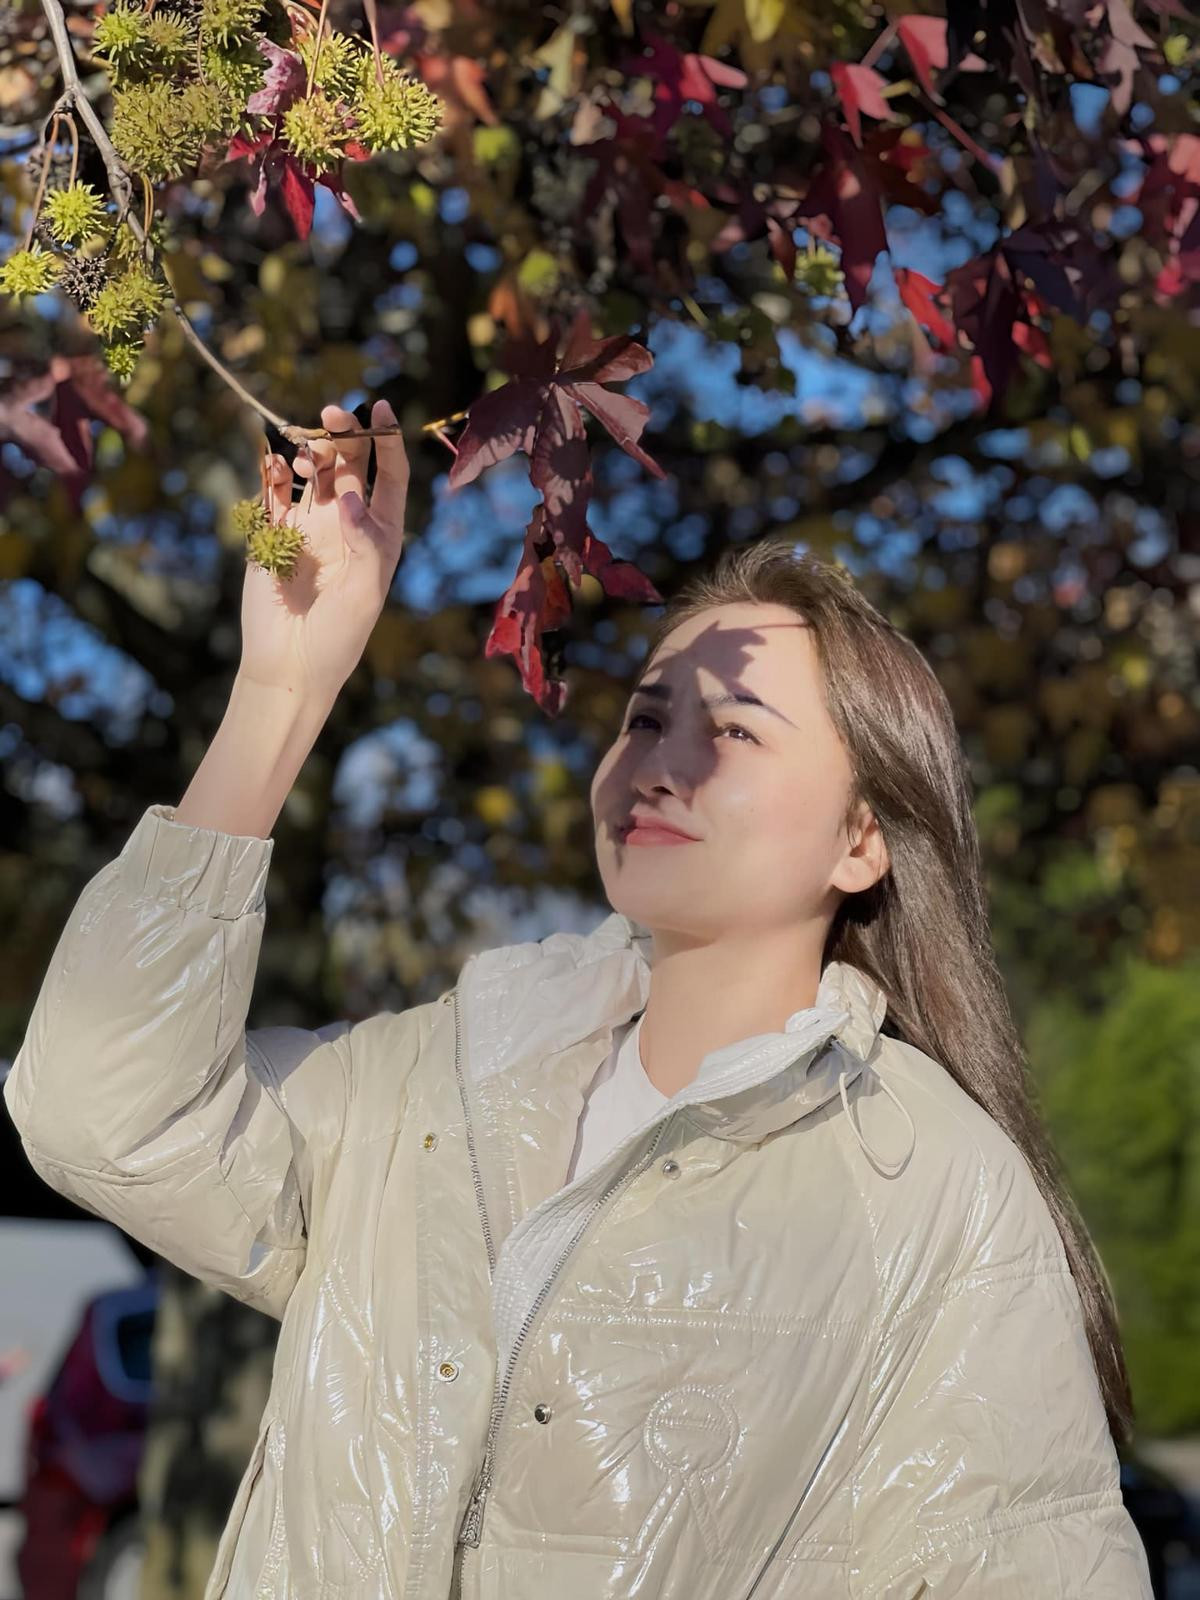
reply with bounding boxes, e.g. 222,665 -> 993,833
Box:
856,1036 -> 1069,1310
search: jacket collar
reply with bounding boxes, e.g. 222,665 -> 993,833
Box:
457,909 -> 894,1150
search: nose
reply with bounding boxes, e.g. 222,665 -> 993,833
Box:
630,731 -> 694,806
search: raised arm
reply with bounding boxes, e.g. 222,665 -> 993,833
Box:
4,400 -> 411,1320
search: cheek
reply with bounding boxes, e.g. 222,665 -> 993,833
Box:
721,769 -> 831,867
590,745 -> 617,823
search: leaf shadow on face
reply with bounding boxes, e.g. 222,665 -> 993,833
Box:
593,613 -> 807,855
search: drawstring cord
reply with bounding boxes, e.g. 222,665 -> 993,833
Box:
837,1060 -> 917,1176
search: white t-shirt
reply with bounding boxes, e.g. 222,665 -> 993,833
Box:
566,1009 -> 667,1184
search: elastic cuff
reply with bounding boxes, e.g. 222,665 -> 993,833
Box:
116,803 -> 275,919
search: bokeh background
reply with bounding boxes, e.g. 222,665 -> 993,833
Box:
1,0 -> 1199,1594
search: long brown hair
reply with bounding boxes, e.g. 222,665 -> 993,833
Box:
633,536 -> 1135,1448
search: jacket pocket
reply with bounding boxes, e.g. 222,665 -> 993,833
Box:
512,1305 -> 869,1577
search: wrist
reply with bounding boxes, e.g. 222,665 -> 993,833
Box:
230,669 -> 342,729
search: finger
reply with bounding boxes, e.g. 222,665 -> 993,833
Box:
339,490 -> 402,603
263,453 -> 299,522
293,450 -> 337,504
321,403 -> 371,504
364,399 -> 409,536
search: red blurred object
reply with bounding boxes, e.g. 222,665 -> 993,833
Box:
16,1278 -> 158,1600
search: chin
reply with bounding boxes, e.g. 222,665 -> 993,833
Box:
598,868 -> 712,939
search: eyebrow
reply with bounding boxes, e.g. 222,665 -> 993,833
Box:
628,681 -> 796,728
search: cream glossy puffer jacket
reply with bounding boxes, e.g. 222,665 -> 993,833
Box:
5,805 -> 1152,1600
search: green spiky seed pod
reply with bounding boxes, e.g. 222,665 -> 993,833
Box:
111,80 -> 207,178
234,498 -> 306,578
92,0 -> 148,74
350,56 -> 442,152
87,263 -> 166,339
142,7 -> 197,65
103,339 -> 143,384
179,77 -> 234,140
296,28 -> 363,103
201,38 -> 266,105
0,246 -> 62,300
108,214 -> 169,264
197,0 -> 263,50
280,90 -> 348,172
794,245 -> 843,298
42,181 -> 110,246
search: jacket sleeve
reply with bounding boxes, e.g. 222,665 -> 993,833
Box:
848,1196 -> 1153,1598
2,803 -> 352,1321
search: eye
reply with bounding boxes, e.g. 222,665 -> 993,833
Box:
623,712 -> 758,745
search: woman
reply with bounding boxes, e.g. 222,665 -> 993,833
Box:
5,403 -> 1153,1598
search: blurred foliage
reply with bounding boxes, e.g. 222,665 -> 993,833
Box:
1030,957 -> 1200,1435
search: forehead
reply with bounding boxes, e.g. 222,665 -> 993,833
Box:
636,602 -> 816,695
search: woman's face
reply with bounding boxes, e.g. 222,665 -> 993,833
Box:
590,601 -> 887,943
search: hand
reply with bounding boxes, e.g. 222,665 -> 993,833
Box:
238,399 -> 410,698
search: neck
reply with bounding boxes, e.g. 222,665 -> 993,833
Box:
636,923 -> 827,1097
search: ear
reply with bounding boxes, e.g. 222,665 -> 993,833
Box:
831,803 -> 890,896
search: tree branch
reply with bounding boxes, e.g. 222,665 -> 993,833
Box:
32,0 -> 413,452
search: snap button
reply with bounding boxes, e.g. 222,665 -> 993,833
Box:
423,1132 -> 438,1151
437,1360 -> 459,1381
661,1158 -> 680,1177
533,1403 -> 552,1424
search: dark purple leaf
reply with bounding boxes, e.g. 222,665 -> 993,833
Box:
448,382 -> 542,488
246,39 -> 308,116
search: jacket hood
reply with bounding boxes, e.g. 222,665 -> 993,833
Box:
457,909 -> 916,1174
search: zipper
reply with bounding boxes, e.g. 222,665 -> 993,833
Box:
456,1115 -> 672,1549
450,987 -> 497,1276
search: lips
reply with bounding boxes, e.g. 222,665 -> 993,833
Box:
621,814 -> 699,843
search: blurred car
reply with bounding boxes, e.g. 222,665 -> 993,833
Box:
1120,1451 -> 1200,1599
16,1277 -> 158,1600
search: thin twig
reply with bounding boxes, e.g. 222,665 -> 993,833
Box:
22,110 -> 60,250
32,0 -> 419,452
363,0 -> 384,89
861,20 -> 897,73
304,0 -> 332,96
922,96 -> 1002,175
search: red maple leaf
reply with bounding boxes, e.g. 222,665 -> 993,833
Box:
894,16 -> 987,100
450,310 -> 665,491
830,62 -> 892,147
484,506 -> 662,715
485,506 -> 575,715
577,109 -> 665,277
0,355 -> 149,512
245,38 -> 308,117
1128,133 -> 1200,298
896,16 -> 949,99
414,51 -> 497,127
226,121 -> 366,240
945,244 -> 1063,406
452,312 -> 665,712
622,31 -> 747,144
793,124 -> 937,312
894,267 -> 955,348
